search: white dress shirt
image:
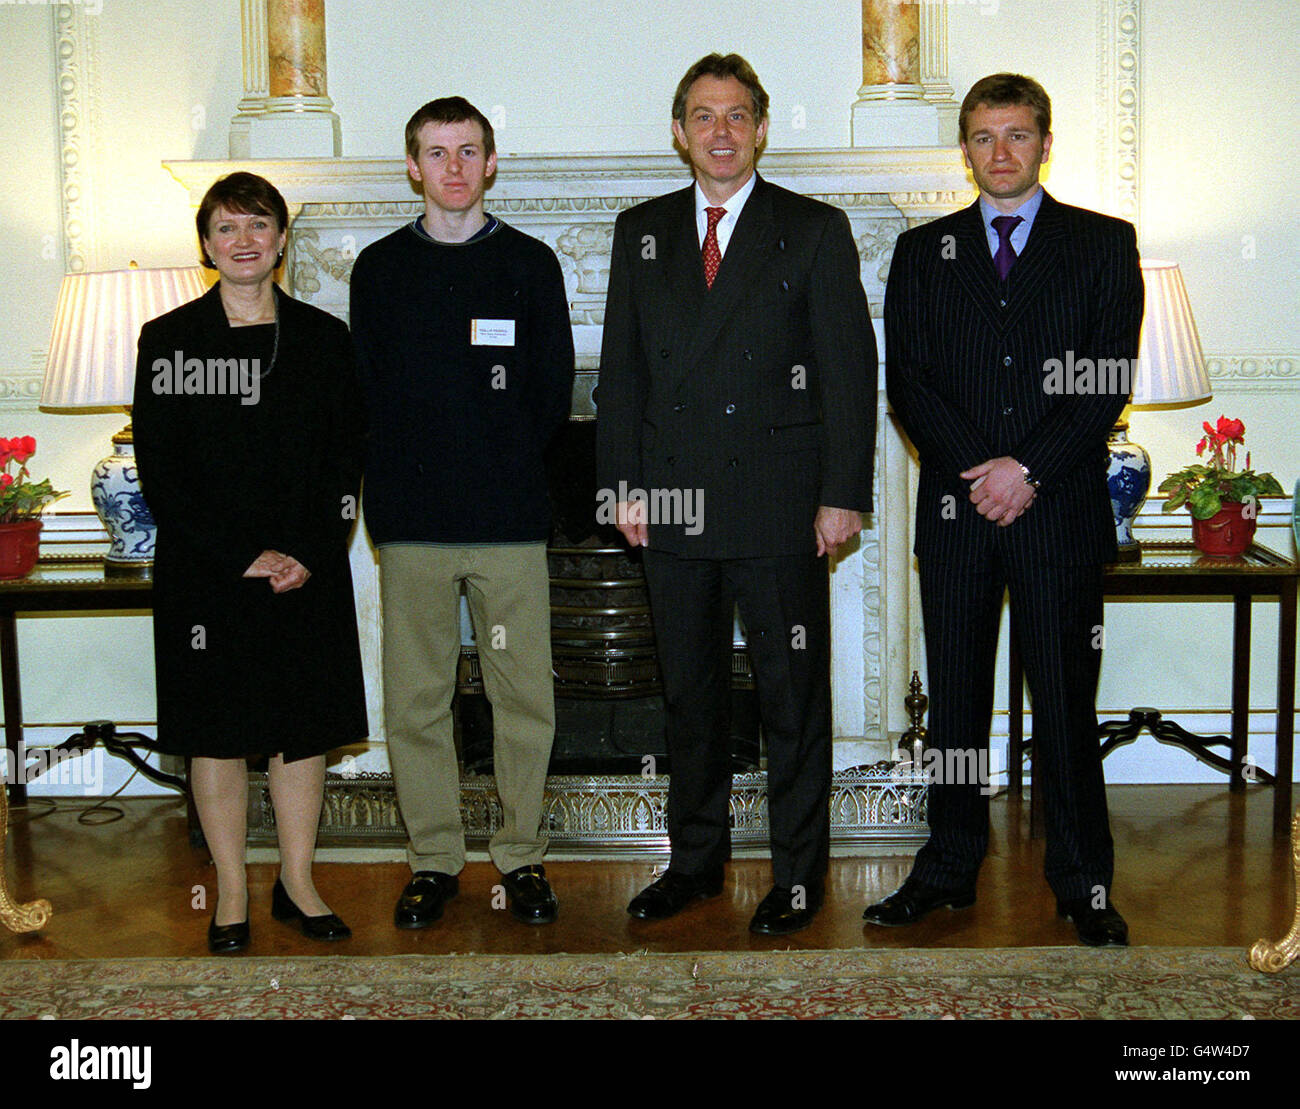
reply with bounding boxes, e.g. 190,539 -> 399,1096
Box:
692,172 -> 758,259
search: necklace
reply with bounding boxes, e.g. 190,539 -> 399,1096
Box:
221,285 -> 280,378
258,293 -> 280,380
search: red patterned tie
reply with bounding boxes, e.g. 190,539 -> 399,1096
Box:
702,206 -> 726,288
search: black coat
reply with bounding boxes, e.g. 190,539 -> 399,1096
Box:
596,174 -> 878,559
132,284 -> 368,761
883,191 -> 1144,894
885,192 -> 1145,565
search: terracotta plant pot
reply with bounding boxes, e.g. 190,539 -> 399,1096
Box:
1191,501 -> 1257,557
0,519 -> 42,579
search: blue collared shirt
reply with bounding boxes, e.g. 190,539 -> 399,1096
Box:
979,186 -> 1044,259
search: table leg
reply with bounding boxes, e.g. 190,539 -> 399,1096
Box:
1009,615 -> 1023,798
1231,593 -> 1251,792
1275,579 -> 1296,834
0,611 -> 24,805
1250,806 -> 1300,972
0,775 -> 51,933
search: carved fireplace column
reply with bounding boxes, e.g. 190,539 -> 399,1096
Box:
851,0 -> 958,146
229,0 -> 342,158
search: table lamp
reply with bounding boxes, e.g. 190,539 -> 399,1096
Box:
40,265 -> 209,577
1108,259 -> 1212,560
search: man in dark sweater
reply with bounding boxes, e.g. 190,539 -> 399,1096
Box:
350,96 -> 574,928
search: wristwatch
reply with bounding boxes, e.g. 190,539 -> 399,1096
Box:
1017,462 -> 1041,490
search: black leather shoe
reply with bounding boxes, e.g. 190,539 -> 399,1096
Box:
271,878 -> 351,941
1058,897 -> 1129,947
207,915 -> 250,954
862,878 -> 976,927
749,881 -> 824,936
627,868 -> 725,920
502,864 -> 558,924
394,871 -> 459,930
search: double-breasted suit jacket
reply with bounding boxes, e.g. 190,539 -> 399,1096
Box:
597,174 -> 877,555
884,190 -> 1144,898
597,172 -> 877,886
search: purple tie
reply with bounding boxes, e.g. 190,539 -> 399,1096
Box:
992,215 -> 1023,282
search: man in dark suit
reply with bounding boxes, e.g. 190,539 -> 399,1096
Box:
597,53 -> 876,935
867,73 -> 1144,945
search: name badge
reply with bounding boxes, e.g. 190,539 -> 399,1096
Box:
470,318 -> 516,346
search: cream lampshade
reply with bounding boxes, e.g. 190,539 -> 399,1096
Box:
1130,261 -> 1212,406
41,266 -> 209,575
1107,260 -> 1212,560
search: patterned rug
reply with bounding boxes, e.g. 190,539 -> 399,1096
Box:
1,947 -> 1296,1019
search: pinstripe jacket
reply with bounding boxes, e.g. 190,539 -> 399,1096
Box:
884,191 -> 1144,565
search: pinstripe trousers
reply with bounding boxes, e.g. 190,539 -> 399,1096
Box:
910,545 -> 1115,901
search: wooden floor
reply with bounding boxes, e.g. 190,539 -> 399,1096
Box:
2,784 -> 1295,958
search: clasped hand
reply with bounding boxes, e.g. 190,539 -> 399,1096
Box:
960,457 -> 1036,526
243,549 -> 310,593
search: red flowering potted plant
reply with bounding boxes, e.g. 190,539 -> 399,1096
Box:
0,436 -> 68,579
1159,416 -> 1284,556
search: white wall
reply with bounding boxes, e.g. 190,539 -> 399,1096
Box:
1,0 -> 1296,793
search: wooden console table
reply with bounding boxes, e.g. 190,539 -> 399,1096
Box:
0,556 -> 156,806
1008,541 -> 1297,836
0,556 -> 163,932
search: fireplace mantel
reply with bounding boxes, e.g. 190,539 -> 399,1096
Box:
164,148 -> 974,766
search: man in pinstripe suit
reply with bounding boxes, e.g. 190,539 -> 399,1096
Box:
866,74 -> 1144,945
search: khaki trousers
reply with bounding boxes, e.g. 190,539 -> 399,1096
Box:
379,544 -> 554,875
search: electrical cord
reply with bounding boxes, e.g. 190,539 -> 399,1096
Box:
5,761 -> 143,827
74,763 -> 138,825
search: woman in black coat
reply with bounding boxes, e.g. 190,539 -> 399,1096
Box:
133,172 -> 368,953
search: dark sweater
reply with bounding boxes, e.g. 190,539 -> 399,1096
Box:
350,219 -> 575,544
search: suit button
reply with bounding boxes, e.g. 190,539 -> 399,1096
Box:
673,403 -> 686,412
999,298 -> 1007,307
1003,355 -> 1013,367
1002,406 -> 1014,415
660,349 -> 670,358
743,350 -> 753,361
667,456 -> 675,465
725,403 -> 736,415
728,458 -> 739,467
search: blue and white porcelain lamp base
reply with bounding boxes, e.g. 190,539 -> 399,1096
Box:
90,423 -> 156,579
1107,419 -> 1150,562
